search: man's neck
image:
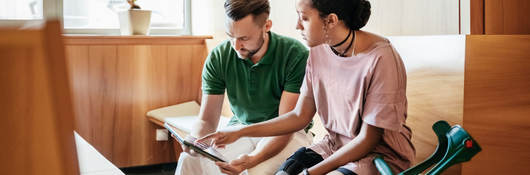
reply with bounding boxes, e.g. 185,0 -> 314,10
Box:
250,32 -> 270,64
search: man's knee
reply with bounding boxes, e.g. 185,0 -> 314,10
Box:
176,153 -> 202,169
247,157 -> 282,175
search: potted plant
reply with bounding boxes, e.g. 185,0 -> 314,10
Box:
118,0 -> 152,35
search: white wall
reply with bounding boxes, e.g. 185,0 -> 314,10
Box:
461,0 -> 471,35
365,0 -> 460,36
192,0 -> 467,50
191,0 -> 303,49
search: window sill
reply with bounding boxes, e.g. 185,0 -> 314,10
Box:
63,35 -> 213,45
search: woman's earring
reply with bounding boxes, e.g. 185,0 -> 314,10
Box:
323,26 -> 331,45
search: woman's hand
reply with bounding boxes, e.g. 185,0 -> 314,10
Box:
197,127 -> 243,148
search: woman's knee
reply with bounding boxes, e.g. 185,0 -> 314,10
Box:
275,147 -> 324,175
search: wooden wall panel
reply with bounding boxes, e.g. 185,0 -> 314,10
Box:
167,45 -> 195,103
470,0 -> 485,34
485,0 -> 530,34
64,36 -> 211,167
66,46 -> 90,139
192,45 -> 209,102
463,35 -> 530,174
473,0 -> 530,34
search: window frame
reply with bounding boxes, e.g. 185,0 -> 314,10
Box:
0,0 -> 192,35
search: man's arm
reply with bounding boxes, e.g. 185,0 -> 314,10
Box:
245,91 -> 300,168
191,94 -> 225,138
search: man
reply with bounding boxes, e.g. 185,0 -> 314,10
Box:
174,0 -> 312,174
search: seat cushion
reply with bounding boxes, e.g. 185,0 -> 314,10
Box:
146,101 -> 201,122
165,116 -> 230,133
147,101 -> 230,133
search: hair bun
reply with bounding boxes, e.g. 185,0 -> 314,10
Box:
310,0 -> 371,30
353,0 -> 371,30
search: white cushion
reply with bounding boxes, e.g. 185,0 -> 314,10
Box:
146,101 -> 201,122
146,101 -> 230,133
165,116 -> 230,133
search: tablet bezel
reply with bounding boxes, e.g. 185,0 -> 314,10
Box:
164,123 -> 226,162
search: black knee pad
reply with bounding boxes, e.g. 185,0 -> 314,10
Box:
275,147 -> 324,175
275,159 -> 303,175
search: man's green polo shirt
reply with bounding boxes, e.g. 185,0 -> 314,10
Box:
202,32 -> 308,125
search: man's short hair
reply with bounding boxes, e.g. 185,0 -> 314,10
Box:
224,0 -> 270,26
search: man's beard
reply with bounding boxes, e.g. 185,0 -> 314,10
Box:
239,34 -> 265,59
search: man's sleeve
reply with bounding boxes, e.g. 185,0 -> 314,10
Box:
201,50 -> 225,95
284,48 -> 309,93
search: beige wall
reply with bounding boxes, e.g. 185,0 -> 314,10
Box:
366,0 -> 460,36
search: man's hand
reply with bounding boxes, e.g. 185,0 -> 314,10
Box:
215,154 -> 253,175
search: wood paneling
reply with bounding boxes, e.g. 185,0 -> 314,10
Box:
484,0 -> 530,34
470,0 -> 485,34
65,36 -> 210,167
463,35 -> 530,174
0,21 -> 79,175
64,35 -> 213,45
472,0 -> 530,34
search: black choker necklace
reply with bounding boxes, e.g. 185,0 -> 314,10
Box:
332,29 -> 352,47
331,30 -> 355,57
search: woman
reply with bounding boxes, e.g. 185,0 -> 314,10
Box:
199,0 -> 415,174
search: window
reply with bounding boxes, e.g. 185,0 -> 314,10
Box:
0,0 -> 43,20
0,0 -> 190,35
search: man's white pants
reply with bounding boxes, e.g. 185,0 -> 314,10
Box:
175,129 -> 313,175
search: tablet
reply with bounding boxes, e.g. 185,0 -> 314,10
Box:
164,123 -> 226,162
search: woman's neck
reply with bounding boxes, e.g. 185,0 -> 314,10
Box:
329,28 -> 356,57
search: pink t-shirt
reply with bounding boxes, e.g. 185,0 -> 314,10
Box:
301,41 -> 415,174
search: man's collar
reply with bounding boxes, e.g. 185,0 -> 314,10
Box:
256,31 -> 276,65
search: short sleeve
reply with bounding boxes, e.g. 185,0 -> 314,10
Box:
362,47 -> 407,132
201,50 -> 225,95
299,53 -> 314,98
281,46 -> 308,93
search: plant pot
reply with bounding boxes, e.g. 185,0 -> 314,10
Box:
118,9 -> 152,35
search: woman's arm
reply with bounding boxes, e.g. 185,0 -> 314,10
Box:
307,122 -> 383,175
241,95 -> 315,137
198,94 -> 316,147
